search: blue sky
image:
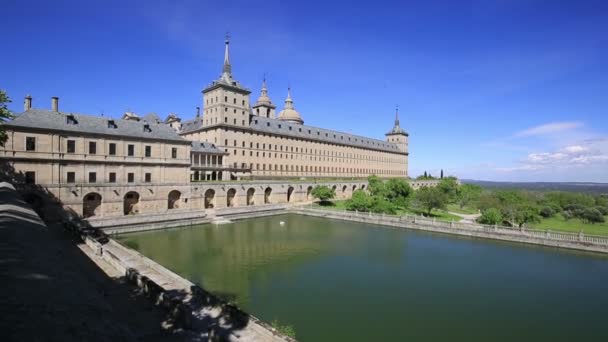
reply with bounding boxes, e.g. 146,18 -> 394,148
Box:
3,0 -> 608,182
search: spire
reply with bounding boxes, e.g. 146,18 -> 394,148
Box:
284,87 -> 294,109
394,105 -> 400,127
220,33 -> 232,82
261,75 -> 268,97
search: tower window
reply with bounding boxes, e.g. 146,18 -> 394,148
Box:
26,137 -> 36,151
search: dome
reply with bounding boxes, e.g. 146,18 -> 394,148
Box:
277,88 -> 304,124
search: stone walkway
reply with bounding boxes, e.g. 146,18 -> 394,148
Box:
447,211 -> 481,223
0,183 -> 183,342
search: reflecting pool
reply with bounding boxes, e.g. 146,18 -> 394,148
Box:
117,214 -> 608,341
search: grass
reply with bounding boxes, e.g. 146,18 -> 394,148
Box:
311,200 -> 462,222
446,204 -> 479,215
530,214 -> 608,236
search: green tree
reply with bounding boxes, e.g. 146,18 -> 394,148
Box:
513,204 -> 541,227
437,177 -> 459,203
581,208 -> 605,224
440,169 -> 444,179
477,208 -> 503,225
385,178 -> 412,208
346,190 -> 373,212
367,175 -> 386,197
414,186 -> 448,216
311,185 -> 335,204
456,184 -> 482,209
370,196 -> 398,214
0,90 -> 14,146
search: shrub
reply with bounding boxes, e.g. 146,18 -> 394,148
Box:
581,208 -> 605,224
477,208 -> 503,225
346,190 -> 373,212
540,206 -> 555,218
311,185 -> 335,204
594,206 -> 608,216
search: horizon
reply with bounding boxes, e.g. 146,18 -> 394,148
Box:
3,0 -> 608,182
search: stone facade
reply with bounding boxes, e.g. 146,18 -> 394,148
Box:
178,37 -> 409,180
0,37 -> 415,219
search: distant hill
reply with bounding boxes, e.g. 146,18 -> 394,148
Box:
462,180 -> 608,194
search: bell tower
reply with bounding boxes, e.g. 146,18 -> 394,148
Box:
201,34 -> 251,128
385,106 -> 408,154
252,77 -> 276,118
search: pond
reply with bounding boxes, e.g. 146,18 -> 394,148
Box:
117,213 -> 608,341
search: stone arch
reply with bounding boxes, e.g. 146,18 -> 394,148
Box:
332,185 -> 337,193
361,184 -> 366,190
264,187 -> 272,204
246,188 -> 255,206
204,189 -> 215,209
342,185 -> 348,193
287,186 -> 295,203
168,190 -> 181,209
306,186 -> 313,200
83,192 -> 102,218
352,185 -> 357,192
124,191 -> 140,215
227,188 -> 237,207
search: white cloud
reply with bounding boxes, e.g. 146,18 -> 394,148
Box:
514,121 -> 584,137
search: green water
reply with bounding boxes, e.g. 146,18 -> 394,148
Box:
118,214 -> 608,341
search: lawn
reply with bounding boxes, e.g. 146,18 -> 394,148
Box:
530,214 -> 608,236
446,204 -> 479,215
311,200 -> 462,222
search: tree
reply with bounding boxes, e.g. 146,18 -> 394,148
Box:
456,184 -> 482,209
437,177 -> 459,203
385,178 -> 412,208
478,208 -> 503,225
423,171 -> 427,178
539,206 -> 555,218
440,169 -> 444,179
513,204 -> 541,227
414,186 -> 448,216
346,190 -> 373,212
311,185 -> 335,205
367,175 -> 387,197
370,196 -> 397,214
581,208 -> 605,224
0,90 -> 14,146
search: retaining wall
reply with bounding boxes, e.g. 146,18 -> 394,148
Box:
291,207 -> 608,254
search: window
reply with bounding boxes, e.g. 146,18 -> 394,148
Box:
171,148 -> 177,158
66,115 -> 77,125
127,173 -> 134,183
145,145 -> 151,157
224,117 -> 228,123
143,124 -> 151,133
145,173 -> 151,183
127,144 -> 134,156
67,172 -> 75,183
67,140 -> 76,153
109,172 -> 116,183
26,137 -> 36,151
109,143 -> 116,155
107,120 -> 117,129
89,141 -> 96,154
25,171 -> 35,184
88,172 -> 96,183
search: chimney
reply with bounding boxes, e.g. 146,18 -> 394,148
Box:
24,95 -> 32,111
196,106 -> 200,117
51,96 -> 59,112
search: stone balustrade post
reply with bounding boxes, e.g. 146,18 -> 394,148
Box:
450,220 -> 454,228
578,230 -> 584,242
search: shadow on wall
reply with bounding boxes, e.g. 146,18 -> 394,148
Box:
0,161 -> 261,341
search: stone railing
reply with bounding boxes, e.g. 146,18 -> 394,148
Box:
291,207 -> 608,253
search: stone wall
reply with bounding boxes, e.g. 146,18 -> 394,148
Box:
291,207 -> 608,254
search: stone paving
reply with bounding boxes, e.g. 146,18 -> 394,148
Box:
0,183 -> 183,342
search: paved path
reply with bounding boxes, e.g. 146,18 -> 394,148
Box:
0,183 -> 183,342
447,211 -> 481,223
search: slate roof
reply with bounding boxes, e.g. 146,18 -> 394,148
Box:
5,109 -> 189,143
142,112 -> 162,124
180,115 -> 403,154
190,141 -> 227,154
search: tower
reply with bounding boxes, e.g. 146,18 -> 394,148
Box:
277,87 -> 304,124
252,77 -> 276,118
201,35 -> 251,128
385,106 -> 408,153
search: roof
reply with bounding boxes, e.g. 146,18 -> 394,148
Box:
181,116 -> 403,154
5,109 -> 189,143
142,112 -> 162,124
190,141 -> 227,155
